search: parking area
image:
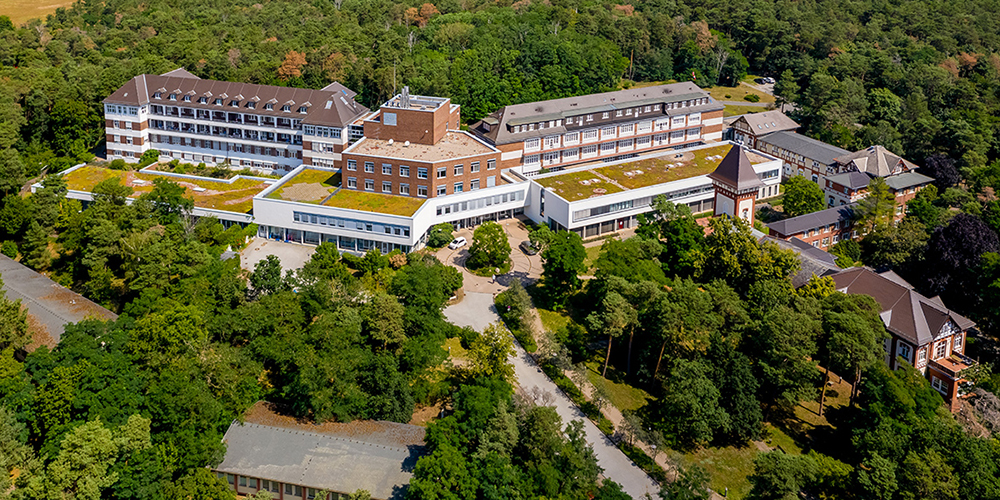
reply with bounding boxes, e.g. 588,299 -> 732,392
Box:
433,217 -> 543,295
240,237 -> 316,272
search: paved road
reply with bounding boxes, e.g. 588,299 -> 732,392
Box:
444,292 -> 659,499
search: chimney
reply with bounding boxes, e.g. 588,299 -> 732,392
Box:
401,86 -> 410,108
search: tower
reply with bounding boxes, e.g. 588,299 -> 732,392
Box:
708,146 -> 764,225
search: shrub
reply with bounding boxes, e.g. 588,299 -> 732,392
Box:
744,93 -> 761,103
1,240 -> 17,258
109,159 -> 127,170
426,223 -> 455,248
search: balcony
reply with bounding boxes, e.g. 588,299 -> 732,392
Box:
930,353 -> 976,379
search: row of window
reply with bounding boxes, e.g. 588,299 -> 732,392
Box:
510,98 -> 710,134
293,212 -> 411,237
149,136 -> 302,158
523,116 -> 699,150
572,199 -> 642,222
104,104 -> 140,115
435,190 -> 525,216
149,106 -> 303,130
222,472 -> 343,500
110,120 -> 134,130
149,121 -> 304,145
346,159 -> 496,178
525,130 -> 699,167
303,125 -> 343,139
344,176 -> 497,196
154,91 -> 309,113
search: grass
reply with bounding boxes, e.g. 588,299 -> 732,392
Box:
468,258 -> 512,277
705,84 -> 775,104
0,0 -> 73,25
537,307 -> 573,333
583,245 -> 601,272
583,361 -> 653,412
533,169 -> 625,201
442,337 -> 468,361
724,105 -> 768,117
595,144 -> 734,189
267,169 -> 340,203
63,165 -> 269,214
322,189 -> 426,216
679,446 -> 758,499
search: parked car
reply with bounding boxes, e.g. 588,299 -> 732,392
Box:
519,240 -> 538,255
764,77 -> 775,84
448,237 -> 467,250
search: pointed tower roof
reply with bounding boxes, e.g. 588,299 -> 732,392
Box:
708,146 -> 764,191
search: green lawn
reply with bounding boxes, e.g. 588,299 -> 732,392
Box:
534,169 -> 625,202
724,105 -> 767,117
594,144 -> 734,189
583,361 -> 653,412
268,168 -> 339,203
0,0 -> 73,25
537,308 -> 573,333
680,446 -> 758,500
443,337 -> 468,361
322,189 -> 426,216
705,84 -> 775,104
584,245 -> 601,272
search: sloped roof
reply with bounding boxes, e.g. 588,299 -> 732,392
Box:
835,145 -> 918,178
471,82 -> 723,145
216,407 -> 425,500
104,71 -> 370,128
738,111 -> 799,135
884,172 -> 934,191
761,236 -> 840,287
0,255 -> 117,344
759,131 -> 850,166
708,146 -> 765,191
827,171 -> 872,190
766,204 -> 855,237
831,267 -> 975,345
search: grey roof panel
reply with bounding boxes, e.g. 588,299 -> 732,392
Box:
827,171 -> 872,189
834,145 -> 918,177
766,204 -> 855,236
216,421 -> 425,500
757,131 -> 851,165
884,172 -> 934,190
708,146 -> 765,191
0,255 -> 117,343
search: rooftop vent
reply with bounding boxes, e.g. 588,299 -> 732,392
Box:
401,86 -> 411,108
388,139 -> 394,145
404,141 -> 410,147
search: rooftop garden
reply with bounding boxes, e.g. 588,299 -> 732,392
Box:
533,169 -> 625,202
322,189 -> 426,216
63,165 -> 270,214
595,144 -> 734,190
267,169 -> 340,203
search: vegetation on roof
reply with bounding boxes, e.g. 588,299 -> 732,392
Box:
267,169 -> 340,203
322,189 -> 425,216
534,169 -> 625,202
596,145 -> 735,190
63,165 -> 268,214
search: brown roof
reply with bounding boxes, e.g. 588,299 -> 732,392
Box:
104,70 -> 370,128
831,267 -> 975,345
737,111 -> 799,135
835,145 -> 918,178
345,131 -> 496,163
708,146 -> 764,191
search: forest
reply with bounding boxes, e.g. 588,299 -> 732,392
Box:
2,0 -> 1000,498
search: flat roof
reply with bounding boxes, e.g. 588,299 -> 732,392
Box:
0,255 -> 117,347
321,188 -> 426,216
534,144 -> 773,202
216,403 -> 425,500
267,168 -> 339,204
63,165 -> 272,214
347,131 -> 494,163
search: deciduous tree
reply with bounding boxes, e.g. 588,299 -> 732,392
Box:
782,176 -> 826,217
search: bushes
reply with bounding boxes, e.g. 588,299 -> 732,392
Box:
540,360 -> 616,436
1,240 -> 16,258
495,280 -> 537,352
744,93 -> 761,102
426,223 -> 455,248
619,443 -> 669,483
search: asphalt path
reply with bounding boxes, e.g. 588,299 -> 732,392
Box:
444,292 -> 659,499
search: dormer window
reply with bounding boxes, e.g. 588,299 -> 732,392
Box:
183,95 -> 191,102
298,106 -> 308,113
247,101 -> 256,109
214,98 -> 223,106
168,93 -> 176,100
265,103 -> 274,110
199,97 -> 208,104
153,92 -> 162,99
282,105 -> 291,112
230,100 -> 240,107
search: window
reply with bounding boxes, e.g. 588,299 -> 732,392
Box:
454,182 -> 463,193
364,162 -> 375,173
918,349 -> 927,362
169,93 -> 176,101
227,474 -> 235,484
153,92 -> 162,99
934,340 -> 949,359
487,159 -> 496,170
615,110 -> 623,117
347,159 -> 357,171
239,476 -> 247,487
247,101 -> 256,109
399,165 -> 409,177
199,97 -> 208,104
418,167 -> 428,179
347,177 -> 357,188
418,185 -> 428,197
471,161 -> 480,173
586,114 -> 593,121
126,137 -> 133,145
383,163 -> 392,175
125,122 -> 132,130
282,104 -> 291,112
364,179 -> 374,191
265,103 -> 274,110
470,179 -> 480,190
437,167 -> 447,179
214,98 -> 223,106
113,134 -> 120,143
382,181 -> 392,193
954,334 -> 963,352
437,185 -> 447,196
248,478 -> 258,489
113,120 -> 120,129
400,183 -> 410,195
931,376 -> 947,395
898,342 -> 912,362
524,138 -> 540,150
454,164 -> 464,176
298,106 -> 308,113
285,484 -> 293,495
601,112 -> 610,119
230,100 -> 239,107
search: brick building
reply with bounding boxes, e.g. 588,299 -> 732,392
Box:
470,82 -> 725,175
102,68 -> 369,174
766,204 -> 856,250
832,267 -> 978,412
340,90 -> 501,199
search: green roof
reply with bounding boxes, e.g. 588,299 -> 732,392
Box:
267,168 -> 340,204
63,165 -> 269,214
322,189 -> 426,216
